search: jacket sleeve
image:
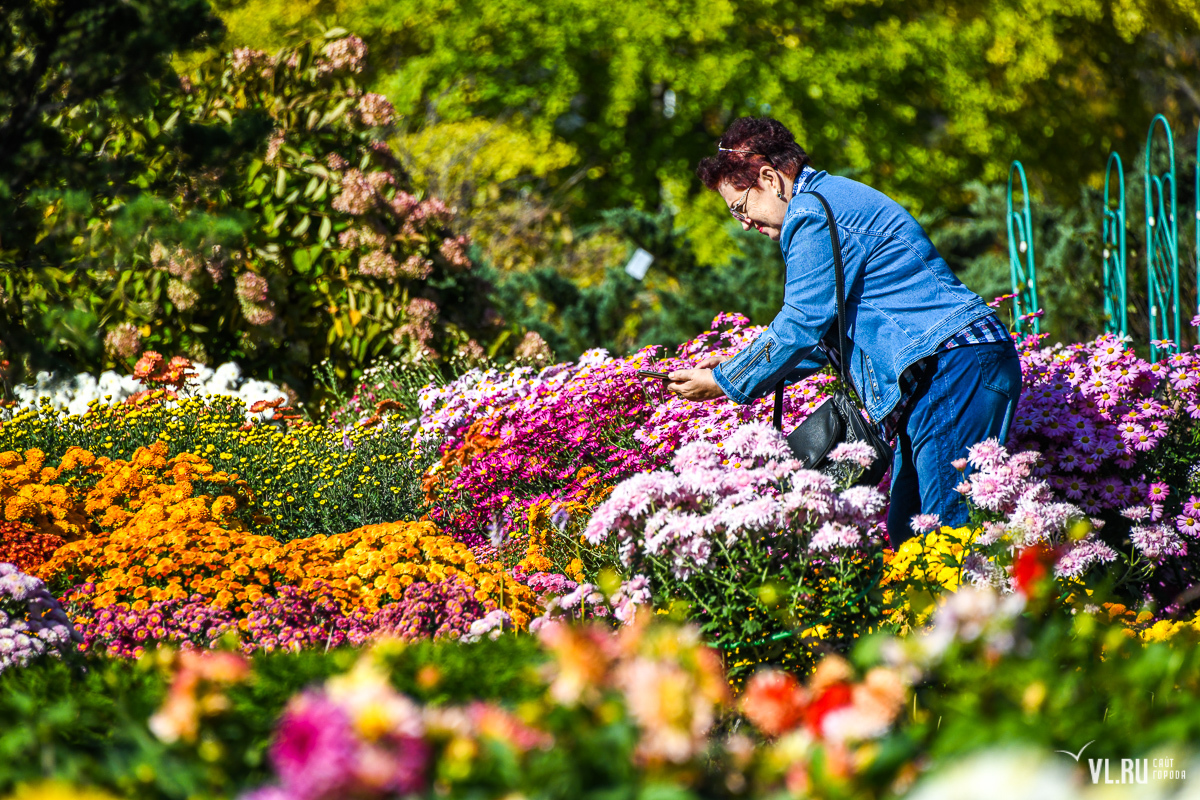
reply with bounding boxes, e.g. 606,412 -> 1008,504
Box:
712,201 -> 859,404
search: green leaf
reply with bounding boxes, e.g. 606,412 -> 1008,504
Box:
269,210 -> 288,232
318,97 -> 353,128
292,215 -> 311,237
274,168 -> 288,198
162,110 -> 181,132
215,107 -> 233,125
487,330 -> 512,358
303,164 -> 331,181
293,248 -> 311,273
324,27 -> 348,38
318,216 -> 332,242
247,159 -> 264,183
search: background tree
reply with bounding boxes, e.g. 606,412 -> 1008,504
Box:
0,0 -> 223,265
197,0 -> 1200,361
6,0 -> 1200,392
210,0 -> 1199,218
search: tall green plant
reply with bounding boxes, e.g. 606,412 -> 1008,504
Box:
5,32 -> 497,393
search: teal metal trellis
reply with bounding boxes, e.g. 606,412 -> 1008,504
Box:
1145,114 -> 1180,361
1007,161 -> 1040,335
1102,152 -> 1128,336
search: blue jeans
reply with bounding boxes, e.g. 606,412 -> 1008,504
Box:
885,340 -> 1023,547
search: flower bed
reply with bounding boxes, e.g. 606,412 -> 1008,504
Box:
3,591 -> 1200,799
6,315 -> 1200,659
7,313 -> 1200,797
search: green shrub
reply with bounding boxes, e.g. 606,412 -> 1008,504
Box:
6,32 -> 496,395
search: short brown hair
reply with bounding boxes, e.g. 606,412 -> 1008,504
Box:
696,117 -> 811,191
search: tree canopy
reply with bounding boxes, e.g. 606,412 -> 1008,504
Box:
214,0 -> 1200,221
0,0 -> 224,265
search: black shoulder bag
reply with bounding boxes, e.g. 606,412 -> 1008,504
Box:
770,190 -> 893,487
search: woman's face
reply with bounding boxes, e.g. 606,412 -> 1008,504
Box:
717,169 -> 790,241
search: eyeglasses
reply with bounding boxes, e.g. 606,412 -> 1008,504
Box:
728,185 -> 753,223
718,146 -> 775,166
717,145 -> 775,224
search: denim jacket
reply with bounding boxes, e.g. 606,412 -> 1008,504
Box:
712,169 -> 993,423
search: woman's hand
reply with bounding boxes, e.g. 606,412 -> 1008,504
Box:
667,369 -> 725,401
694,354 -> 730,369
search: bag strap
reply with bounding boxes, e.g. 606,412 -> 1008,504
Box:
807,190 -> 851,386
771,188 -> 868,431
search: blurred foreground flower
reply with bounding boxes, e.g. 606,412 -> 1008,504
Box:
149,649 -> 251,744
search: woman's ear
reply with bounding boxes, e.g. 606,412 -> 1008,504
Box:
759,165 -> 786,200
758,164 -> 778,191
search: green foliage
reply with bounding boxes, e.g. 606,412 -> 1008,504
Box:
648,543 -> 886,686
374,633 -> 546,704
4,31 -> 497,395
216,0 -> 1199,218
0,636 -> 545,798
905,606 -> 1200,761
6,597 -> 1200,799
0,0 -> 224,262
491,211 -> 784,359
394,118 -> 589,275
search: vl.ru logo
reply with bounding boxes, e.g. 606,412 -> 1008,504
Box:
1087,758 -> 1150,785
1055,742 -> 1186,784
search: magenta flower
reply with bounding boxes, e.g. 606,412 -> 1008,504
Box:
1120,505 -> 1151,522
828,441 -> 876,467
809,521 -> 863,551
1130,432 -> 1156,452
966,439 -> 1006,471
1177,514 -> 1200,538
269,693 -> 359,800
1054,537 -> 1118,579
1169,369 -> 1197,390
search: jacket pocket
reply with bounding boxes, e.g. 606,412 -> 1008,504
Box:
729,339 -> 773,383
861,352 -> 880,404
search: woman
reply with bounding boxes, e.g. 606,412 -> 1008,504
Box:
667,117 -> 1022,546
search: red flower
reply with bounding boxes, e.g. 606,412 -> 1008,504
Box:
741,669 -> 808,737
1013,543 -> 1056,596
805,682 -> 853,736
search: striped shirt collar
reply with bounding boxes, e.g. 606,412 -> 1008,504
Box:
791,165 -> 818,197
